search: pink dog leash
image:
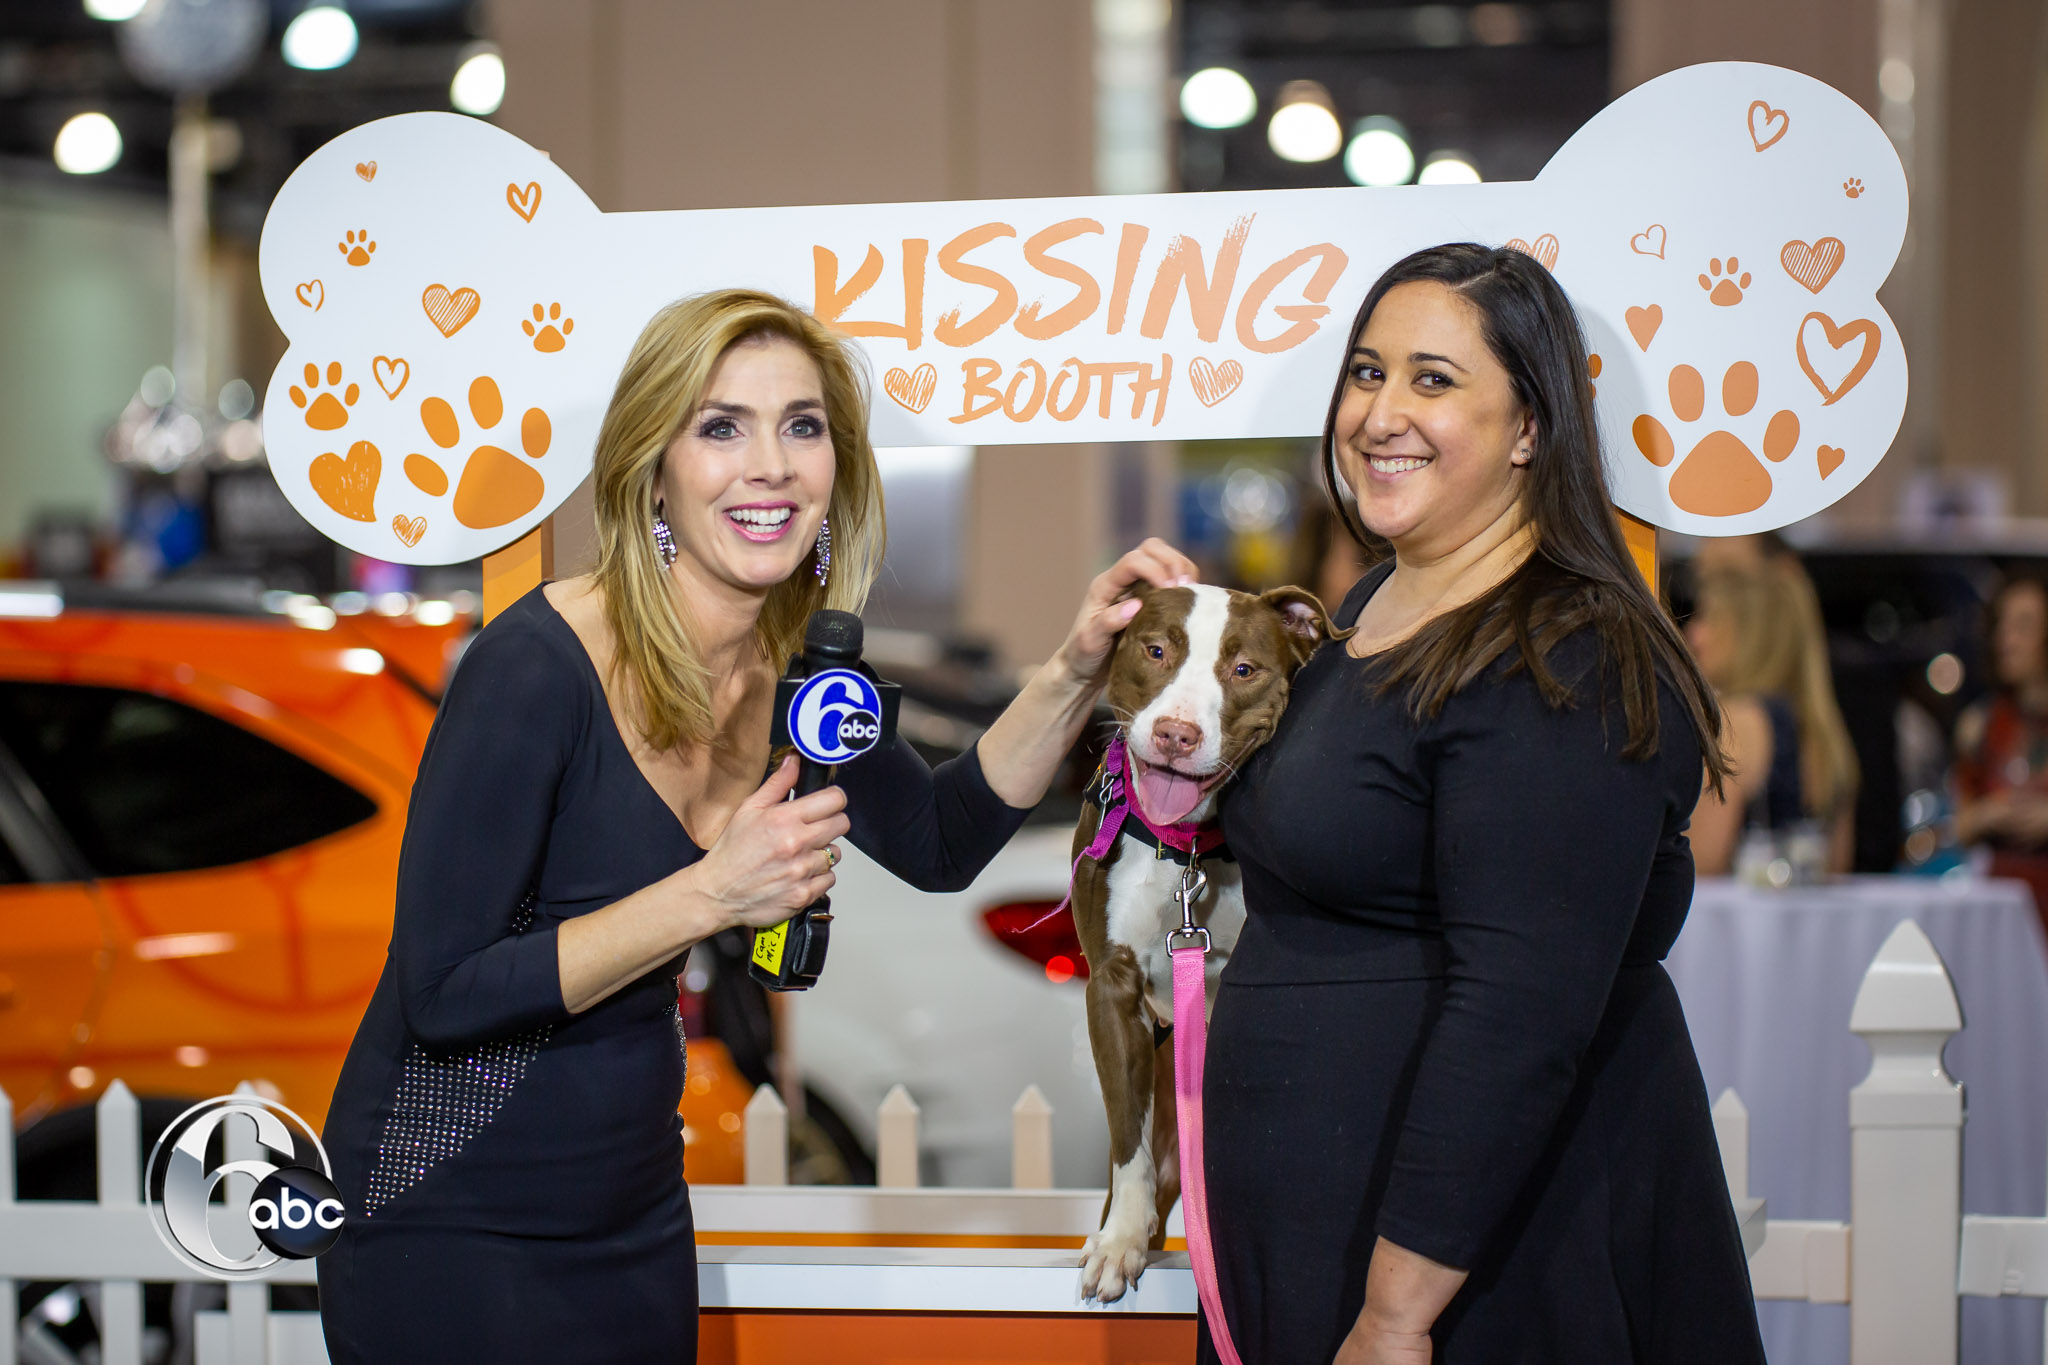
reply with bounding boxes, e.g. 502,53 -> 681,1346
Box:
1169,859 -> 1246,1365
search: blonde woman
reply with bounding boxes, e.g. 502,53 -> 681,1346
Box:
1684,562 -> 1860,874
317,290 -> 1194,1363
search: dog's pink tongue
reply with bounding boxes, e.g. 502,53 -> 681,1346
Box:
1135,765 -> 1204,825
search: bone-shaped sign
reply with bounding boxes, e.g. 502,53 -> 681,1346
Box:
259,60 -> 1905,565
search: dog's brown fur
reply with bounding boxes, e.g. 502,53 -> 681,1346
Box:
1070,583 -> 1334,1300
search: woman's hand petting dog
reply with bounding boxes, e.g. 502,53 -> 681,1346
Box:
1054,536 -> 1200,686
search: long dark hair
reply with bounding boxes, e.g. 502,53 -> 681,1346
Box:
1319,243 -> 1728,783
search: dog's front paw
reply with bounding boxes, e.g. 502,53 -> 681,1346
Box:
1078,1227 -> 1151,1303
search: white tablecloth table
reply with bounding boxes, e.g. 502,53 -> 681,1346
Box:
1666,875 -> 2048,1365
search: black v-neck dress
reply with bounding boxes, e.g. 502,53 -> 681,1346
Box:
317,586 -> 1028,1364
1201,565 -> 1765,1363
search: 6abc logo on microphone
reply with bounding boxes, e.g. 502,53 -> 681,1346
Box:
146,1094 -> 344,1279
788,668 -> 884,764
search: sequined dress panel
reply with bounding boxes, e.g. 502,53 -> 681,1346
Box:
318,586 -> 1030,1364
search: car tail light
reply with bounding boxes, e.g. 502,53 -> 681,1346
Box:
980,900 -> 1088,983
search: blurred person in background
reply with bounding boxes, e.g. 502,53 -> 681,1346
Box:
1685,564 -> 1860,875
1290,493 -> 1377,610
1954,576 -> 2048,926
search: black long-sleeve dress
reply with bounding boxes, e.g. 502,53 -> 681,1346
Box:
317,586 -> 1027,1364
1201,565 -> 1765,1363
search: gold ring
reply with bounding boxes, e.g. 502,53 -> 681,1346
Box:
826,846 -> 840,869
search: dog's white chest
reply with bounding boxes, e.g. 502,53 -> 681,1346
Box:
1102,836 -> 1243,1025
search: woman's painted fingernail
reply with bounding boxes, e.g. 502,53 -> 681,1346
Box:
1120,599 -> 1143,618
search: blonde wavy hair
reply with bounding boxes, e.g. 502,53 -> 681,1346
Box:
1695,565 -> 1859,818
592,290 -> 885,752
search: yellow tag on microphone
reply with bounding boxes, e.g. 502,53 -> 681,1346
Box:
751,920 -> 789,974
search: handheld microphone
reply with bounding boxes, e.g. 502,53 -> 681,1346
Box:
748,610 -> 899,992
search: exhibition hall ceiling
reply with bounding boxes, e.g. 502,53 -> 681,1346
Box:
1177,0 -> 1611,190
0,0 -> 478,240
0,0 -> 1612,231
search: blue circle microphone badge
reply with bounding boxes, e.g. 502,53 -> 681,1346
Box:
788,668 -> 884,765
146,1094 -> 344,1279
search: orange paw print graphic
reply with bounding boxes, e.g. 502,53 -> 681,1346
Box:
523,302 -> 574,352
1698,256 -> 1750,306
290,362 -> 359,430
417,377 -> 553,530
1632,361 -> 1799,518
1844,178 -> 1865,198
338,229 -> 376,266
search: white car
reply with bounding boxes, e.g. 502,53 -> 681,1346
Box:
793,825 -> 1103,1189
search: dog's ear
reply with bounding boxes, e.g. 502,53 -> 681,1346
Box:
1259,585 -> 1336,666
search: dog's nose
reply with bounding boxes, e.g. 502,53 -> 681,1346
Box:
1151,719 -> 1203,759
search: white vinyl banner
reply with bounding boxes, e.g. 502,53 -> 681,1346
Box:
258,61 -> 1906,565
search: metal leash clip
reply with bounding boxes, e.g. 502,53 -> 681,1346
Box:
1166,857 -> 1211,954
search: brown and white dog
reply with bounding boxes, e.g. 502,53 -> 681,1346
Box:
1072,583 -> 1332,1302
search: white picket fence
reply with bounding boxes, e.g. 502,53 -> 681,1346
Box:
3,917 -> 2045,1364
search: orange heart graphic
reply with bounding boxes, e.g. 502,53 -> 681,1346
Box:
1818,445 -> 1846,479
1188,356 -> 1244,407
392,513 -> 427,547
506,181 -> 542,222
1795,311 -> 1880,406
1625,304 -> 1663,352
883,363 -> 938,414
422,284 -> 481,337
1505,234 -> 1560,271
296,279 -> 324,311
1629,224 -> 1667,259
1780,237 -> 1846,293
1748,99 -> 1789,152
309,440 -> 382,522
373,355 -> 410,399
355,161 -> 377,182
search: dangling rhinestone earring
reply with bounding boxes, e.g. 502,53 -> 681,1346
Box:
812,516 -> 832,585
651,504 -> 677,567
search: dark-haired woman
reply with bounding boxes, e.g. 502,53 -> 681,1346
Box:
1202,245 -> 1766,1363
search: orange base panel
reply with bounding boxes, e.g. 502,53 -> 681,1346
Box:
698,1311 -> 1195,1364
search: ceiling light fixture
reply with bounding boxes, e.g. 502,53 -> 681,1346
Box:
451,47 -> 506,116
282,5 -> 358,71
1180,66 -> 1256,130
1343,116 -> 1414,187
1418,152 -> 1482,184
1267,81 -> 1341,163
54,112 -> 122,174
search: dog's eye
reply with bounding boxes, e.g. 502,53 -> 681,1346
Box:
1233,661 -> 1257,679
1147,644 -> 1165,661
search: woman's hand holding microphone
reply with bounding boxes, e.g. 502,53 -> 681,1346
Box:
693,755 -> 849,931
684,535 -> 1201,937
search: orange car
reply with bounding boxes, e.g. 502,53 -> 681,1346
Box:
0,579 -> 751,1192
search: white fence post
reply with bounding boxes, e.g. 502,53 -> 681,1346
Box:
1848,919 -> 1964,1365
876,1085 -> 920,1189
96,1081 -> 145,1365
226,1082 -> 271,1365
743,1085 -> 788,1186
1711,1090 -> 1767,1260
0,1084 -> 15,1365
1011,1085 -> 1053,1190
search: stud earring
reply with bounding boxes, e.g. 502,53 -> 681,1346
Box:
812,516 -> 831,585
652,505 -> 677,567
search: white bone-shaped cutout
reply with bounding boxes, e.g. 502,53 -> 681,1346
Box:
259,60 -> 1905,564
